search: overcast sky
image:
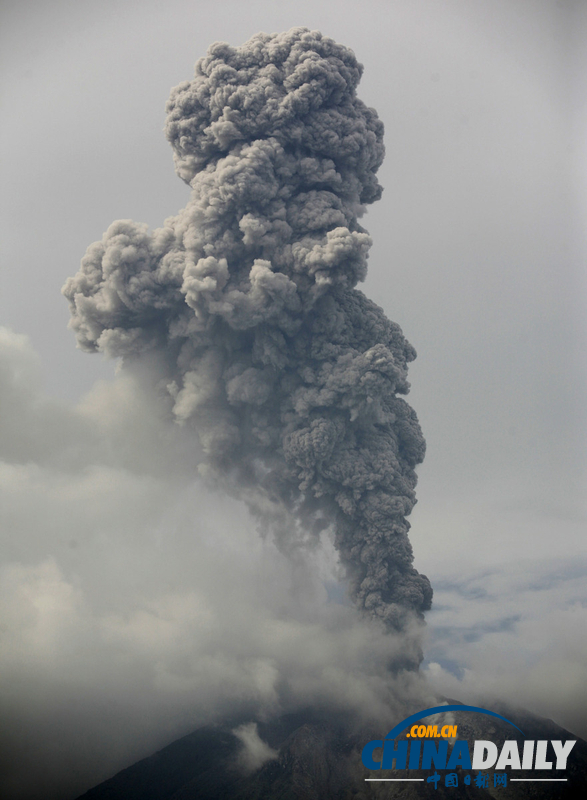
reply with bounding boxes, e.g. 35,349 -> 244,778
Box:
1,2 -> 586,799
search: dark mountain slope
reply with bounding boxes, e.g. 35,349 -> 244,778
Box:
76,703 -> 586,799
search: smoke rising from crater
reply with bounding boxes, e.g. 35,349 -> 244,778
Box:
63,28 -> 431,640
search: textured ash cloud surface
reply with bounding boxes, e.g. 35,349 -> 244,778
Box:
1,1 -> 586,799
63,28 -> 432,638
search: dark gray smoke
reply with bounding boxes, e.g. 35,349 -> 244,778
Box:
63,28 -> 432,641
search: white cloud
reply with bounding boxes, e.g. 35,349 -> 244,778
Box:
0,329 -> 431,800
233,722 -> 278,773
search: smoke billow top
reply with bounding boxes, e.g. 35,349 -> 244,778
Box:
63,28 -> 432,643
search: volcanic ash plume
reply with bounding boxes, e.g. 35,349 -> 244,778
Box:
63,28 -> 432,639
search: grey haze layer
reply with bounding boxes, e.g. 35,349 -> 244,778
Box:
63,28 -> 432,637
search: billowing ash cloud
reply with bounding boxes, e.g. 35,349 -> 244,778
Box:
63,27 -> 431,639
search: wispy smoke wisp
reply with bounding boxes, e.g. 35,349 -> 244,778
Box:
63,28 -> 431,643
